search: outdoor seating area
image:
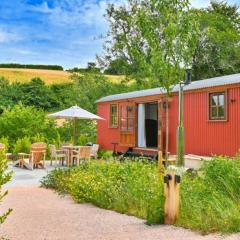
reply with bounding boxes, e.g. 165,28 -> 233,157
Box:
13,142 -> 47,170
1,1 -> 240,239
51,144 -> 97,167
0,105 -> 102,171
0,142 -> 99,171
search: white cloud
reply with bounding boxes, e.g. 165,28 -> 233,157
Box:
15,49 -> 36,55
0,29 -> 21,43
190,0 -> 240,8
72,37 -> 104,46
30,0 -> 111,28
190,0 -> 210,8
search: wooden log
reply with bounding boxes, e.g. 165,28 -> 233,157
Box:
164,171 -> 180,224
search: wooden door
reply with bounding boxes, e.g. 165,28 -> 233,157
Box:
119,102 -> 136,147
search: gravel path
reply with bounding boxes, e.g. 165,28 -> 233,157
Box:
0,187 -> 239,240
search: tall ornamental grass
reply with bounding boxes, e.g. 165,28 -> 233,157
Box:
178,156 -> 240,233
41,160 -> 164,224
42,156 -> 240,233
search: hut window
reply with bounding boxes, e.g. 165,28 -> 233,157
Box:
120,105 -> 134,132
110,105 -> 118,127
209,92 -> 226,120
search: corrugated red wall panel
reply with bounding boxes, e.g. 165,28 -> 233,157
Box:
168,87 -> 240,156
97,86 -> 240,156
97,103 -> 128,153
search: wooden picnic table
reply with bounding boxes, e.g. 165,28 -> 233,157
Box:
61,145 -> 81,166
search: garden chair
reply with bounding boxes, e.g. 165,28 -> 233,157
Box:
70,146 -> 92,166
14,142 -> 46,170
50,144 -> 67,166
60,143 -> 73,166
90,144 -> 99,158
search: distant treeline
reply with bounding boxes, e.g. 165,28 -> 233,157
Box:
68,61 -> 127,75
67,67 -> 101,74
0,63 -> 63,71
0,74 -> 132,112
67,62 -> 101,74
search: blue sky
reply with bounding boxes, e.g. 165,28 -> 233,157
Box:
0,0 -> 239,69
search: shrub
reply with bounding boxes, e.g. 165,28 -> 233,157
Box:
57,119 -> 97,146
13,137 -> 31,154
0,104 -> 59,149
0,137 -> 9,152
19,78 -> 58,111
0,151 -> 12,224
41,160 -> 164,224
178,156 -> 240,233
31,133 -> 45,143
97,150 -> 113,159
77,135 -> 88,146
42,156 -> 240,233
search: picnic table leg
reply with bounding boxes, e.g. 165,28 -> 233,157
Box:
67,150 -> 71,167
20,157 -> 23,168
43,153 -> 46,169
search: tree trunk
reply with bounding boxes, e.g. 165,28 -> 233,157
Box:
177,84 -> 185,166
165,98 -> 169,166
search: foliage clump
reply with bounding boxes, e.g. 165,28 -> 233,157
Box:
0,150 -> 12,224
0,104 -> 59,148
41,160 -> 164,225
42,157 -> 240,233
178,156 -> 240,233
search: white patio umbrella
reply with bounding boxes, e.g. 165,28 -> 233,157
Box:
49,105 -> 103,144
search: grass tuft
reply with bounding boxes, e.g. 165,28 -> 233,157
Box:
178,156 -> 240,233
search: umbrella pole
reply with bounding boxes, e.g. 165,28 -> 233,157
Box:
73,118 -> 76,145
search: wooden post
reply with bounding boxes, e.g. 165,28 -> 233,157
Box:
164,171 -> 180,224
158,151 -> 164,173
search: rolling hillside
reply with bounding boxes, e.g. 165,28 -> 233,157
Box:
0,68 -> 126,85
0,68 -> 71,84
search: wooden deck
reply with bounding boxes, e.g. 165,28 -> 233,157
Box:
133,147 -> 158,155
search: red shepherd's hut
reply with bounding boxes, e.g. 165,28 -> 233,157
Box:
96,74 -> 240,157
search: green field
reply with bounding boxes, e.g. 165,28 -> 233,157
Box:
0,68 -> 126,85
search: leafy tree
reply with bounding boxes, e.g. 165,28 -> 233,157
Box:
71,73 -> 131,112
68,62 -> 101,74
192,1 -> 240,80
101,0 -> 198,161
0,77 -> 78,111
0,78 -> 23,108
103,57 -> 131,75
0,105 -> 59,147
50,83 -> 78,110
20,78 -> 58,110
87,62 -> 96,70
